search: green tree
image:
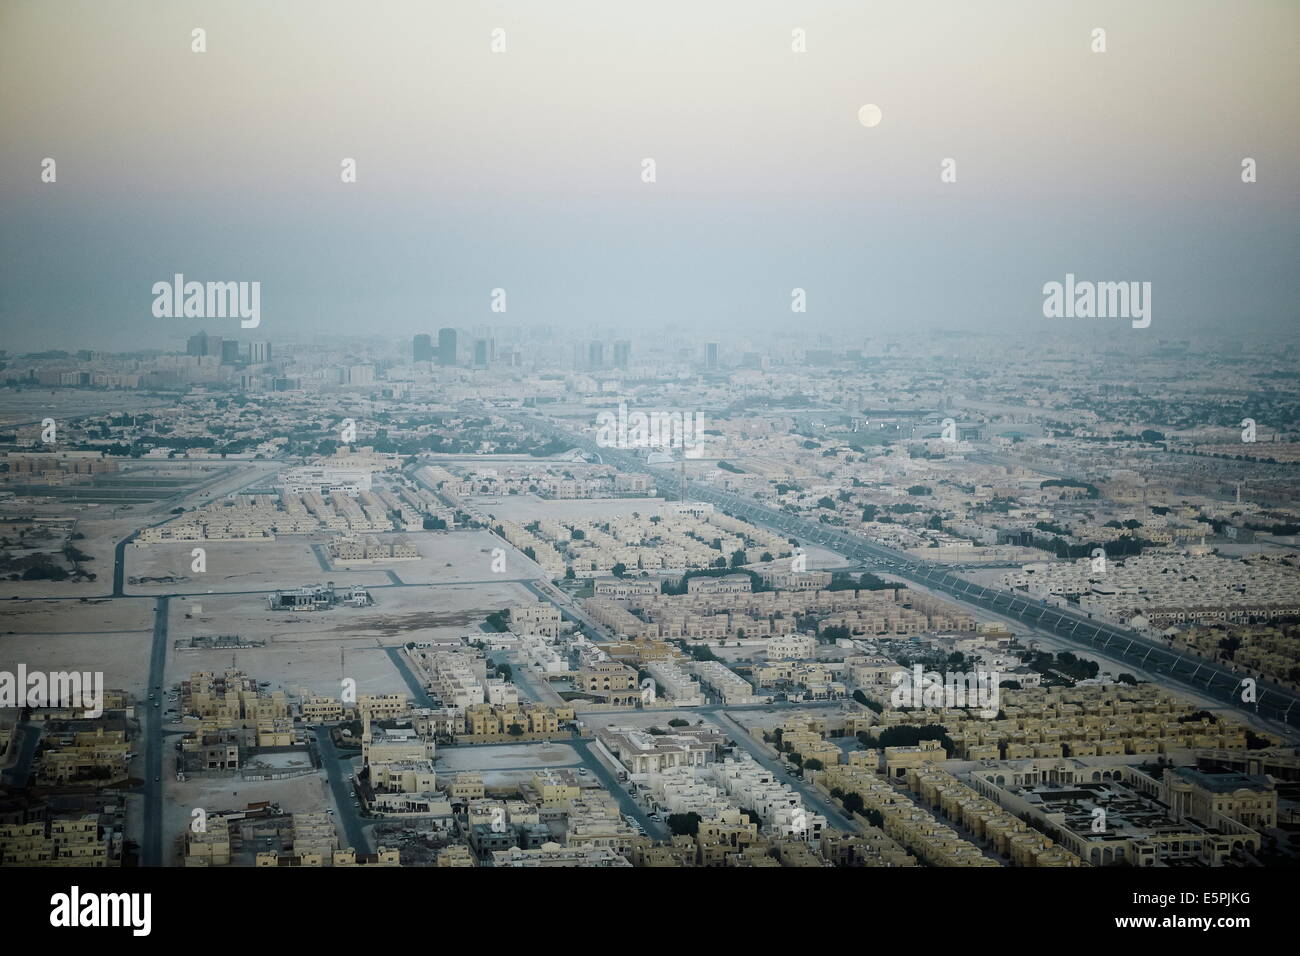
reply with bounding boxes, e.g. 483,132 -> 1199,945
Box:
667,812 -> 702,836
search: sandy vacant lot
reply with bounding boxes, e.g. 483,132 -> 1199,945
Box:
437,742 -> 580,772
344,529 -> 552,585
0,514 -> 140,599
0,596 -> 153,634
436,742 -> 593,790
128,536 -> 384,595
725,707 -> 848,738
0,630 -> 155,699
167,641 -> 407,700
162,766 -> 339,866
163,577 -> 535,697
169,578 -> 534,642
128,529 -> 550,593
0,598 -> 155,697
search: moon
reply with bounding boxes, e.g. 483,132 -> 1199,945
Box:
858,104 -> 883,128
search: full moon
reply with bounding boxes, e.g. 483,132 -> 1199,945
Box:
858,104 -> 883,128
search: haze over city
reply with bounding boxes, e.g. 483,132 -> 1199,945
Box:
2,0 -> 1298,351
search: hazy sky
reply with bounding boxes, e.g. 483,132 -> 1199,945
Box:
2,0 -> 1297,352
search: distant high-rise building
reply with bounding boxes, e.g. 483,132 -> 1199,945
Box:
220,340 -> 241,365
186,331 -> 209,357
588,341 -> 605,370
614,340 -> 631,369
348,364 -> 374,385
249,341 -> 273,364
706,342 -> 719,368
438,328 -> 457,366
413,334 -> 433,363
473,338 -> 490,366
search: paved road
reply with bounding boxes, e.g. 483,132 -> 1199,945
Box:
309,544 -> 332,571
0,392 -> 172,430
315,727 -> 368,852
709,711 -> 856,832
899,571 -> 1295,741
0,722 -> 42,788
574,698 -> 856,834
111,459 -> 288,598
515,413 -> 1300,731
521,579 -> 617,642
970,449 -> 1291,507
384,647 -> 436,708
567,737 -> 666,839
141,595 -> 169,866
111,530 -> 144,597
493,645 -> 568,708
